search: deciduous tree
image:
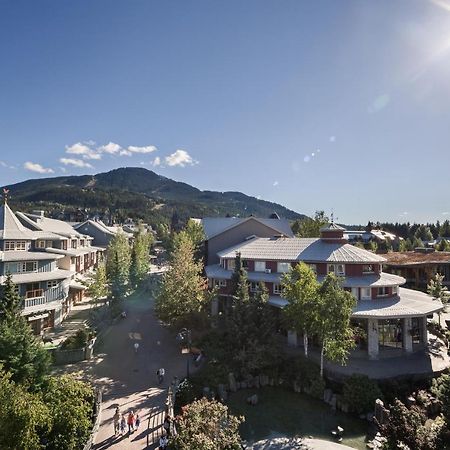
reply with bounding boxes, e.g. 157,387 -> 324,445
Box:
171,398 -> 243,450
281,262 -> 319,358
130,226 -> 153,287
427,273 -> 448,326
292,210 -> 329,238
106,231 -> 131,300
315,274 -> 356,377
155,232 -> 208,328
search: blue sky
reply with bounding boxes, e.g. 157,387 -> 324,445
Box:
1,0 -> 450,224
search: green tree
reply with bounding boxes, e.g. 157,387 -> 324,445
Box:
398,239 -> 408,252
83,261 -> 109,306
230,253 -> 249,304
0,277 -> 50,387
412,236 -> 424,249
106,231 -> 131,300
315,274 -> 356,377
368,240 -> 378,253
227,281 -> 278,376
440,220 -> 450,238
130,226 -> 153,287
184,219 -> 205,261
155,232 -> 208,328
170,398 -> 243,450
42,375 -> 95,450
378,399 -> 433,450
292,210 -> 329,238
415,225 -> 434,242
436,239 -> 450,252
431,373 -> 450,424
0,273 -> 21,322
427,273 -> 448,326
0,369 -> 50,450
281,262 -> 319,358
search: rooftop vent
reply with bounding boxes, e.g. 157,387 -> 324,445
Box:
244,234 -> 257,241
271,234 -> 284,240
269,212 -> 280,219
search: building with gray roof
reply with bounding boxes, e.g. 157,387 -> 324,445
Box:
206,220 -> 442,360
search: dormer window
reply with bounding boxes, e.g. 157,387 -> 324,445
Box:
227,259 -> 236,271
71,240 -> 77,249
362,264 -> 374,274
36,240 -> 46,249
4,241 -> 27,251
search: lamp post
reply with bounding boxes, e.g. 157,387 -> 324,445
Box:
176,328 -> 192,379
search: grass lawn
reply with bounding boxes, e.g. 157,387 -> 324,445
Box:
227,387 -> 368,450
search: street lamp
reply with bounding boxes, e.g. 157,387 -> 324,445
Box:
176,328 -> 192,379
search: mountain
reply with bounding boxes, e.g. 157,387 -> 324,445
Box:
2,167 -> 306,226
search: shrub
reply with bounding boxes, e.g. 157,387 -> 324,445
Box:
309,377 -> 326,399
343,374 -> 382,414
60,328 -> 92,350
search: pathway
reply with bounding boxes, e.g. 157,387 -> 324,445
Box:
62,274 -> 187,449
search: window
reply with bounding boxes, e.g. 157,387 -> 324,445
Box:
227,259 -> 236,271
71,240 -> 77,249
362,264 -> 374,274
277,262 -> 290,273
242,260 -> 249,269
336,264 -> 345,276
62,241 -> 68,250
25,283 -> 43,299
254,261 -> 266,272
361,287 -> 371,300
351,288 -> 359,299
328,264 -> 336,274
273,283 -> 282,294
377,286 -> 389,297
392,286 -> 398,295
36,240 -> 46,249
18,261 -> 38,273
214,279 -> 227,287
4,241 -> 27,251
47,280 -> 58,288
250,282 -> 259,292
80,239 -> 85,247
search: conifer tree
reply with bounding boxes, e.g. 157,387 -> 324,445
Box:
230,253 -> 249,304
0,277 -> 50,386
0,273 -> 21,322
427,273 -> 448,326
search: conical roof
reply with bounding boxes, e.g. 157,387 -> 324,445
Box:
319,222 -> 345,232
0,202 -> 33,240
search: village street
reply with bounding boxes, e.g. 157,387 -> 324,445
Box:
88,280 -> 186,450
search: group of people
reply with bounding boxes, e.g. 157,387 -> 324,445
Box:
159,414 -> 177,449
113,407 -> 140,436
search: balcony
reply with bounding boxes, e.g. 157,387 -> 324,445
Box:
23,287 -> 65,310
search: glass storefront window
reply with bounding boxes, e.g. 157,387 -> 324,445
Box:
378,319 -> 403,349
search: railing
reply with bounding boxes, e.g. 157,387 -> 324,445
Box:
24,296 -> 46,308
23,287 -> 65,309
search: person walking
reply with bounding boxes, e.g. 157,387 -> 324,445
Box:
135,412 -> 140,430
157,367 -> 165,384
159,433 -> 168,449
113,407 -> 120,435
120,414 -> 126,435
127,410 -> 135,433
134,342 -> 139,353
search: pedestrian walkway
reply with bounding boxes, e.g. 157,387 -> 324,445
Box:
88,278 -> 187,449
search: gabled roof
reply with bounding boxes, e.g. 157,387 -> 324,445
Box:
17,212 -> 83,238
200,216 -> 294,240
0,202 -> 34,240
74,219 -> 116,236
217,237 -> 386,263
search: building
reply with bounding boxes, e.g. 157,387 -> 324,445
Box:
345,229 -> 402,244
73,219 -> 133,248
200,216 -> 294,265
0,201 -> 73,334
205,222 -> 443,359
16,211 -> 105,305
383,249 -> 450,290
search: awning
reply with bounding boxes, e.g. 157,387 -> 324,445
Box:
69,281 -> 86,290
27,312 -> 49,321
